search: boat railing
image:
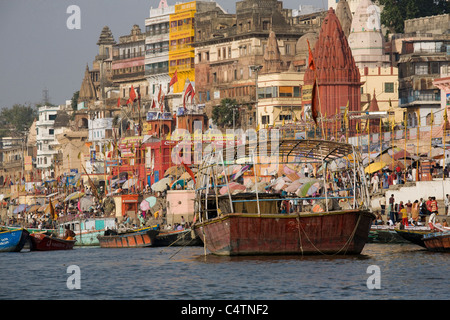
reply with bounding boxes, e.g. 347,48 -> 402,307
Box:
194,138 -> 371,222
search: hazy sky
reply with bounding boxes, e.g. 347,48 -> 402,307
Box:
0,0 -> 326,109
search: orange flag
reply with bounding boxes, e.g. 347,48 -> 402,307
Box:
307,39 -> 316,71
169,70 -> 178,88
182,161 -> 196,184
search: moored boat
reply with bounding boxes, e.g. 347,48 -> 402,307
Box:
369,225 -> 409,244
422,232 -> 450,252
97,227 -> 159,248
57,216 -> 117,246
394,227 -> 433,248
192,138 -> 375,256
29,232 -> 76,251
153,228 -> 202,247
0,228 -> 30,252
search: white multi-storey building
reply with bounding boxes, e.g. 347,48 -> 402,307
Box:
145,0 -> 175,100
36,104 -> 61,179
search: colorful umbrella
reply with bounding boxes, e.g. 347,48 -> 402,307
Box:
64,191 -> 85,202
140,200 -> 150,211
144,196 -> 157,207
151,177 -> 172,192
219,182 -> 246,195
122,178 -> 138,189
364,161 -> 387,174
13,204 -> 29,214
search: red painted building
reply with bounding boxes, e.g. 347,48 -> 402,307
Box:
303,8 -> 361,134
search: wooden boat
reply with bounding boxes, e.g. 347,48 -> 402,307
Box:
57,217 -> 117,246
422,232 -> 450,252
193,138 -> 375,256
394,227 -> 433,248
369,226 -> 409,244
29,232 -> 76,251
97,227 -> 159,248
0,228 -> 30,252
153,228 -> 202,247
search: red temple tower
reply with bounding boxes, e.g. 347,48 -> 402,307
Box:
303,8 -> 361,135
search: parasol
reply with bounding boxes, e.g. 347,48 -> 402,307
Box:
151,177 -> 172,192
140,200 -> 150,211
296,180 -> 322,197
164,166 -> 185,177
219,182 -> 246,195
284,180 -> 303,193
79,196 -> 94,212
231,165 -> 250,180
13,204 -> 29,214
122,178 -> 138,189
364,161 -> 387,174
144,196 -> 157,207
26,204 -> 41,213
171,179 -> 186,189
64,191 -> 85,202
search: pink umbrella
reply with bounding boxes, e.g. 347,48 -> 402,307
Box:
140,200 -> 150,211
219,182 -> 246,195
283,165 -> 296,175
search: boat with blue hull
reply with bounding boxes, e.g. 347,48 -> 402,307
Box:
0,228 -> 30,252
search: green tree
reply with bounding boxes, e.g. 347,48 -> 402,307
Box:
71,91 -> 79,111
0,103 -> 38,133
380,0 -> 450,34
211,98 -> 239,128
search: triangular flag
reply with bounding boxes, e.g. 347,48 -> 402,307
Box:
169,70 -> 178,88
157,84 -> 162,104
151,99 -> 156,109
181,161 -> 196,184
130,85 -> 136,101
117,97 -> 121,108
307,39 -> 316,71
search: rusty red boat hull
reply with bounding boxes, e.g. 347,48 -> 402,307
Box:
97,230 -> 159,248
29,233 -> 76,251
193,210 -> 374,256
422,232 -> 450,252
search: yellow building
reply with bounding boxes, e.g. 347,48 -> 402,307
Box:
169,1 -> 196,93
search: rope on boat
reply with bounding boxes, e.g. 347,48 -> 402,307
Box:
296,213 -> 363,256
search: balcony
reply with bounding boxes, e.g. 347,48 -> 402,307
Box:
169,63 -> 194,73
112,51 -> 145,61
145,67 -> 169,76
112,71 -> 145,81
399,93 -> 441,107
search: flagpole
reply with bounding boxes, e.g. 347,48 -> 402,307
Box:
444,108 -> 447,181
404,112 -> 407,175
379,118 -> 382,161
430,111 -> 433,157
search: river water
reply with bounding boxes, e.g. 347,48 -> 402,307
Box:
0,243 -> 448,302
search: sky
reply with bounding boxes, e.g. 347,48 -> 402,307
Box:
0,0 -> 327,109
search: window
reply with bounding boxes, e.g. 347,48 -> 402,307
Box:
415,63 -> 428,75
262,115 -> 270,124
49,114 -> 57,121
279,86 -> 293,97
384,82 -> 394,93
49,129 -> 54,135
286,44 -> 291,55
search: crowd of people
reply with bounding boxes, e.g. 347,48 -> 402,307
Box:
374,193 -> 450,228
